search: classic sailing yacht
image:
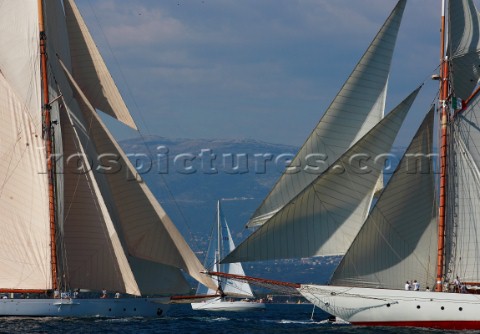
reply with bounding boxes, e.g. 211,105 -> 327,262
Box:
0,0 -> 217,317
217,0 -> 480,329
192,201 -> 265,311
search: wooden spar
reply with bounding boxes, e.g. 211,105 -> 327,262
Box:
436,0 -> 448,292
37,0 -> 58,291
206,271 -> 301,289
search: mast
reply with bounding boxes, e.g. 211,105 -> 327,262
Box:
436,0 -> 449,292
217,200 -> 222,290
37,0 -> 58,291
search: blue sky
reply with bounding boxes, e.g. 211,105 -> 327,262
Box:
78,0 -> 442,147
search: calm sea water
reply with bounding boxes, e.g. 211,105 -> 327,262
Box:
0,303 -> 477,333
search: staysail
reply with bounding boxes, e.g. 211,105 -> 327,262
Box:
63,0 -> 137,129
223,88 -> 420,263
247,0 -> 406,228
331,107 -> 437,290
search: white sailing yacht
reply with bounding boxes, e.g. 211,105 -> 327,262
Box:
218,0 -> 480,329
192,201 -> 265,311
0,0 -> 217,317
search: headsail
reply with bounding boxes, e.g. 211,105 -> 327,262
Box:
59,59 -> 217,293
63,0 -> 137,129
197,201 -> 254,298
218,203 -> 254,298
331,107 -> 437,290
247,0 -> 406,228
222,88 -> 420,263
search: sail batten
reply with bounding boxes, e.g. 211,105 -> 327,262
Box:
247,0 -> 406,228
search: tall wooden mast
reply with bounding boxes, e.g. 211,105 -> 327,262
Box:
436,0 -> 449,292
37,0 -> 58,291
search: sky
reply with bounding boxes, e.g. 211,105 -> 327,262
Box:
77,0 -> 445,147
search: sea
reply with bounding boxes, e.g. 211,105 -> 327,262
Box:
0,303 -> 476,334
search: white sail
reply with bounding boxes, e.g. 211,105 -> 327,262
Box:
247,0 -> 406,228
331,108 -> 437,290
448,0 -> 480,100
63,0 -> 137,130
0,72 -> 51,290
0,1 -> 52,290
446,92 -> 480,283
0,1 -> 41,121
196,201 -> 254,298
218,204 -> 254,298
223,88 -> 420,263
58,60 -> 216,292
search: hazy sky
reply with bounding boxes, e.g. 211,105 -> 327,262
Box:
78,0 -> 443,147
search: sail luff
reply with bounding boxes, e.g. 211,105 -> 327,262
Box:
247,0 -> 406,228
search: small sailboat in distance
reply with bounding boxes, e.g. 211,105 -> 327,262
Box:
192,201 -> 265,311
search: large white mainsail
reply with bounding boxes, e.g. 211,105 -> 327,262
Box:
331,107 -> 437,290
223,88 -> 420,263
0,2 -> 51,290
247,0 -> 406,228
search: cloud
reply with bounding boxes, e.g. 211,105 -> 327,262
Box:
80,0 -> 442,146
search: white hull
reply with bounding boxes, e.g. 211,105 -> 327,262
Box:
300,284 -> 480,330
0,298 -> 169,317
191,297 -> 265,312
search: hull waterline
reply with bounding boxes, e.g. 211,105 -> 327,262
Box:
300,285 -> 480,330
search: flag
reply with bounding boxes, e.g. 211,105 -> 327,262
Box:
452,96 -> 463,110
